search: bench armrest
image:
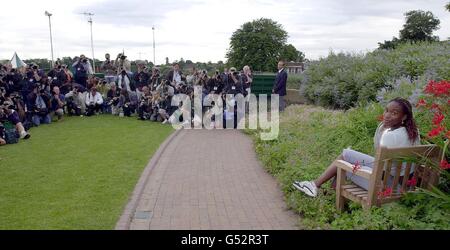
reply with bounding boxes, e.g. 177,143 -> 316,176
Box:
335,160 -> 372,180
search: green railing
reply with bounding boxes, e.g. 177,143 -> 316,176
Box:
251,74 -> 276,95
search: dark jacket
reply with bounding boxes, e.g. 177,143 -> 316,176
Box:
165,70 -> 185,85
273,69 -> 287,96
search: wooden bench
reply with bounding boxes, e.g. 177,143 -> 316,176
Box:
335,145 -> 442,211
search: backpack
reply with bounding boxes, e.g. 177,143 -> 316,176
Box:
5,128 -> 19,144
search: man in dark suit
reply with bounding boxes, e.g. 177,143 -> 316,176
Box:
272,61 -> 288,112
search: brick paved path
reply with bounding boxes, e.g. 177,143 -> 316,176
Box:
116,129 -> 299,230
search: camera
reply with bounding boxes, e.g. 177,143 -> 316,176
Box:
82,59 -> 88,63
120,56 -> 126,60
32,65 -> 38,70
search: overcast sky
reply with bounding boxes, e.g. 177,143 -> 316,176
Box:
1,0 -> 449,65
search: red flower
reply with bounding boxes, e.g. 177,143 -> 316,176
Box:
430,103 -> 441,111
440,160 -> 450,170
377,114 -> 384,122
432,113 -> 445,126
377,187 -> 393,198
407,177 -> 417,187
428,126 -> 445,138
352,161 -> 361,174
424,80 -> 450,97
446,130 -> 450,140
416,99 -> 427,108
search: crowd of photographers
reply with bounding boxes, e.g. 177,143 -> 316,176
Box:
0,52 -> 253,146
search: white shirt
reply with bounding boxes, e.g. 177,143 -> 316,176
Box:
173,71 -> 181,84
85,91 -> 104,105
376,125 -> 421,176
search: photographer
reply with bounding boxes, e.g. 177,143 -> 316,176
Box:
65,85 -> 85,116
85,86 -> 103,116
50,86 -> 65,121
137,86 -> 153,120
27,85 -> 51,126
47,64 -> 68,90
117,69 -> 132,92
118,88 -> 137,117
4,68 -> 24,94
155,80 -> 175,124
186,67 -> 198,86
150,67 -> 161,91
24,64 -> 42,93
101,53 -> 117,84
0,122 -> 5,146
222,67 -> 244,129
106,84 -> 121,115
207,70 -> 224,95
0,100 -> 31,141
241,65 -> 253,97
133,61 -> 150,101
115,53 -> 131,75
72,55 -> 93,87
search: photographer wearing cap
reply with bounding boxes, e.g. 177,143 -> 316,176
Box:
118,88 -> 137,117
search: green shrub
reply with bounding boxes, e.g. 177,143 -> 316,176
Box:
301,41 -> 450,109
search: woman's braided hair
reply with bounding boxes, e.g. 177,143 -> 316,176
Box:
390,97 -> 419,143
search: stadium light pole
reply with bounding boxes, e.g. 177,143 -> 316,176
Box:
82,12 -> 96,73
152,26 -> 156,65
44,11 -> 54,68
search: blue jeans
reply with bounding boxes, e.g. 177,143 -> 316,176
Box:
32,114 -> 51,126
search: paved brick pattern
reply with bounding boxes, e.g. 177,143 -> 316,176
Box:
127,129 -> 299,230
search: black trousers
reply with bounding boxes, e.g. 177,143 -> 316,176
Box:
86,104 -> 101,116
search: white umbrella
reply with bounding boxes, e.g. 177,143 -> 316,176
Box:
10,52 -> 26,69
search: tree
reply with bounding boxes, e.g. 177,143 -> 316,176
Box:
280,44 -> 299,62
378,10 -> 440,50
378,37 -> 401,50
446,2 -> 450,12
226,18 -> 289,72
399,10 -> 440,42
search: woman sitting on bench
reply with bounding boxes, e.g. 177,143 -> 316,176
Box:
293,97 -> 421,197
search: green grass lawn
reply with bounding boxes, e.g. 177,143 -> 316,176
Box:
0,115 -> 173,229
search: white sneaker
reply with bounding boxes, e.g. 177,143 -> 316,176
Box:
293,181 -> 318,197
20,131 -> 31,140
